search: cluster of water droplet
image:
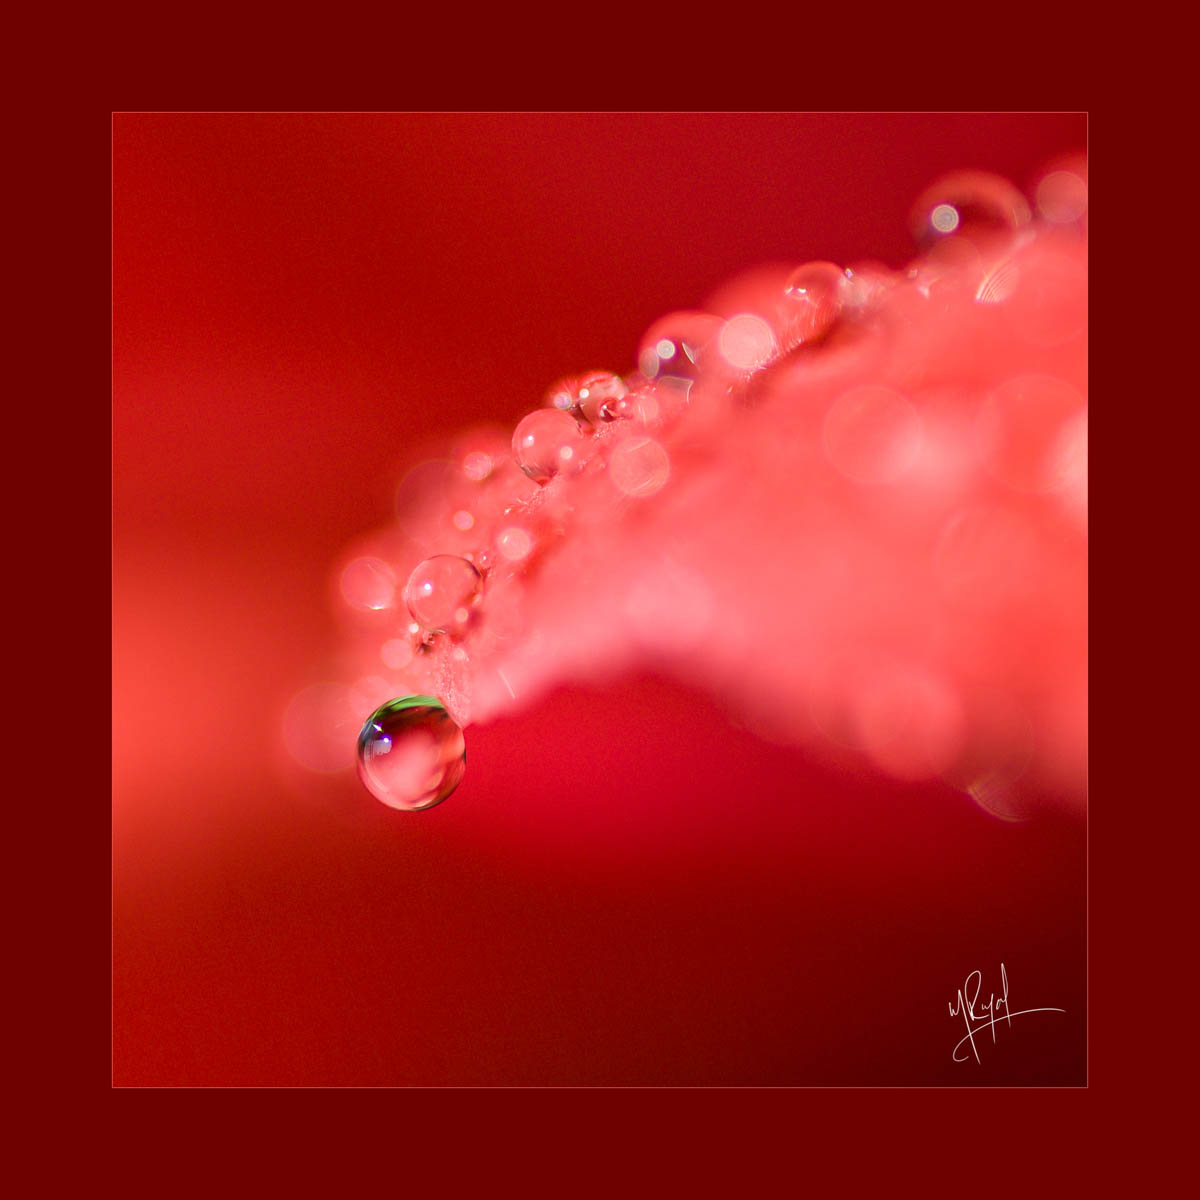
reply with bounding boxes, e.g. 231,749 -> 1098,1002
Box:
285,160 -> 1088,813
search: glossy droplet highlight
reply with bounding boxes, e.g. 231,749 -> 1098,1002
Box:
356,695 -> 465,811
910,170 -> 1031,247
512,408 -> 589,484
404,554 -> 483,634
823,385 -> 923,485
976,375 -> 1085,493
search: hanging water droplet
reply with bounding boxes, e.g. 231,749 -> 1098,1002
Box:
512,408 -> 590,483
910,170 -> 1031,247
404,555 -> 483,635
356,695 -> 466,811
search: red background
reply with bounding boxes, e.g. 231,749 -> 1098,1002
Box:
113,113 -> 1087,1086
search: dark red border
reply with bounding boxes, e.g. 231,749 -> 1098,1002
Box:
94,105 -> 1122,1177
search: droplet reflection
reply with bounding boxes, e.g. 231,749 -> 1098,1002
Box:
356,695 -> 466,811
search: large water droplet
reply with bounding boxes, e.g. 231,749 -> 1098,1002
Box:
404,554 -> 483,635
512,408 -> 589,483
356,695 -> 465,811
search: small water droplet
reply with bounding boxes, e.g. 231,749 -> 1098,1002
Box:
910,170 -> 1031,247
841,262 -> 896,313
610,382 -> 690,430
545,371 -> 628,424
781,261 -> 844,349
512,408 -> 590,483
637,311 -> 722,381
356,695 -> 465,811
404,555 -> 483,635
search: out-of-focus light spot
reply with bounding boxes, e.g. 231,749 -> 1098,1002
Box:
656,338 -> 676,360
396,459 -> 458,546
718,313 -> 777,372
934,505 -> 1040,612
282,682 -> 359,773
1003,251 -> 1086,347
1036,169 -> 1088,225
822,385 -> 923,485
340,556 -> 396,610
452,509 -> 475,531
461,451 -> 493,481
351,675 -> 396,715
853,667 -> 965,781
1046,411 -> 1088,525
609,436 -> 670,498
381,637 -> 414,670
940,691 -> 1036,820
497,526 -> 533,561
976,374 -> 1086,493
931,203 -> 960,233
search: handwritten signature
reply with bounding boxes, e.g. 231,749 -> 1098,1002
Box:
949,963 -> 1065,1063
